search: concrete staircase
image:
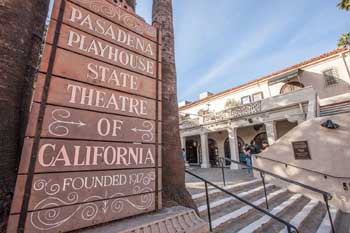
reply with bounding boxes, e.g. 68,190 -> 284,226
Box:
319,101 -> 350,117
191,179 -> 339,233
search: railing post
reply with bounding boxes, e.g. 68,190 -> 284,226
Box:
220,158 -> 226,187
205,182 -> 213,232
323,194 -> 336,233
260,171 -> 269,209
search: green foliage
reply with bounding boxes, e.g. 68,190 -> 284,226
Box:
337,0 -> 350,11
197,109 -> 209,116
179,113 -> 190,121
338,33 -> 350,48
225,99 -> 240,109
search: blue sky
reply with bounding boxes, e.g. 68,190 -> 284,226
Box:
49,1 -> 350,102
136,0 -> 350,102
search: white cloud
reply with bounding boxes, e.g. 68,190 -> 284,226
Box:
181,20 -> 285,99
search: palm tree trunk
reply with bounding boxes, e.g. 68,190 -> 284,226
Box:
0,0 -> 48,230
125,0 -> 136,11
152,0 -> 197,210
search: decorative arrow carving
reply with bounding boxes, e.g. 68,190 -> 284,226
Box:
131,121 -> 153,142
48,109 -> 87,137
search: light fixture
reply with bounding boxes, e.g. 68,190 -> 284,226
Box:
321,120 -> 339,129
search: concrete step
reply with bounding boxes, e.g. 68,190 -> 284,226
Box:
316,206 -> 338,233
187,170 -> 340,232
236,194 -> 303,233
191,179 -> 260,203
257,196 -> 314,233
211,188 -> 288,231
195,181 -> 266,209
198,183 -> 275,215
279,199 -> 319,233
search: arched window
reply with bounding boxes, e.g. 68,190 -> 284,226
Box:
280,81 -> 304,94
253,133 -> 268,153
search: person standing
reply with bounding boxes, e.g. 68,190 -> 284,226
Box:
250,140 -> 261,154
182,148 -> 187,162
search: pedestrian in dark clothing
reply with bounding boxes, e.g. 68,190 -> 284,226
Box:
243,144 -> 252,174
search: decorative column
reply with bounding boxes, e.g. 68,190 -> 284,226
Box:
307,92 -> 318,120
200,133 -> 210,168
265,121 -> 277,145
180,136 -> 189,167
227,128 -> 239,170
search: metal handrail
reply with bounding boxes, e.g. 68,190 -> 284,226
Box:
222,157 -> 331,196
185,169 -> 299,233
220,157 -> 335,233
254,154 -> 350,179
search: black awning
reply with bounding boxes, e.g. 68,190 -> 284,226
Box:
268,69 -> 299,86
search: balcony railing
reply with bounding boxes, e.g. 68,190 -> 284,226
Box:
203,101 -> 262,123
179,101 -> 262,129
179,87 -> 316,129
179,117 -> 200,129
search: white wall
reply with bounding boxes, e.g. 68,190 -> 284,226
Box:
180,51 -> 350,116
253,113 -> 350,212
180,81 -> 271,118
300,55 -> 350,100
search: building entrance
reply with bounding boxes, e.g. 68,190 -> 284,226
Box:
208,139 -> 218,166
186,140 -> 199,164
253,132 -> 268,152
224,137 -> 245,165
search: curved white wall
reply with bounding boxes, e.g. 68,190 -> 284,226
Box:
253,113 -> 350,212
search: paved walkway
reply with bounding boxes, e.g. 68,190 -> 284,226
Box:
185,167 -> 256,195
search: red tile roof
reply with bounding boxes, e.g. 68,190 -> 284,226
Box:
179,47 -> 348,110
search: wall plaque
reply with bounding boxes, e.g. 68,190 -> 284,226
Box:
292,141 -> 311,160
7,0 -> 162,232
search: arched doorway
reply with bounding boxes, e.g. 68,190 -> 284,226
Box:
253,132 -> 268,153
280,81 -> 304,94
224,137 -> 245,165
208,139 -> 218,167
186,140 -> 199,164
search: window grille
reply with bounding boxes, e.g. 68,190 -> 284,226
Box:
323,68 -> 339,87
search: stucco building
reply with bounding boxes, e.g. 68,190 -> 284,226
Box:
179,48 -> 350,169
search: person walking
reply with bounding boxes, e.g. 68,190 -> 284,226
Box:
244,144 -> 253,175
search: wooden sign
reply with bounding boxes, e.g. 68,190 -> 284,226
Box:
292,141 -> 312,160
7,0 -> 162,233
39,46 -> 161,99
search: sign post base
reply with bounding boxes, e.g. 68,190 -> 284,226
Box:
73,206 -> 209,233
